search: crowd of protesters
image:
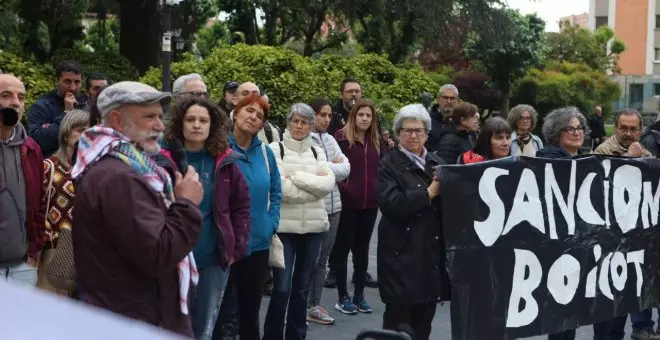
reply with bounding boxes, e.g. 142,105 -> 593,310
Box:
2,59 -> 660,340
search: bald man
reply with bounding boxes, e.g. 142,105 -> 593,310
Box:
0,74 -> 46,287
230,82 -> 281,144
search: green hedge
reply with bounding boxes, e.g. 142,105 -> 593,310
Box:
140,44 -> 437,126
51,49 -> 139,83
1,49 -> 138,110
511,61 -> 621,124
0,52 -> 54,109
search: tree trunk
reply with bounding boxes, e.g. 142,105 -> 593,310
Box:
263,1 -> 278,46
119,0 -> 161,75
499,80 -> 511,115
389,11 -> 416,65
234,2 -> 258,44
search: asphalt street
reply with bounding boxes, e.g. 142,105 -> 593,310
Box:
258,212 -> 638,340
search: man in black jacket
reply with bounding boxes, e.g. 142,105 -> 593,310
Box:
589,105 -> 606,150
640,116 -> 660,157
425,84 -> 459,154
27,61 -> 87,157
328,78 -> 362,136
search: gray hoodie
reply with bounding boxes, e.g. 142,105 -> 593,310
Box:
0,124 -> 28,266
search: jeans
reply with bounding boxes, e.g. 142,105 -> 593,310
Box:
212,282 -> 239,340
332,207 -> 378,299
263,232 -> 324,340
190,266 -> 230,340
0,262 -> 38,287
308,212 -> 340,307
631,309 -> 657,332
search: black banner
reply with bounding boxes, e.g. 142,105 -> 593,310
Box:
439,156 -> 660,339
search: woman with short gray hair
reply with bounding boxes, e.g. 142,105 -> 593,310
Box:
507,104 -> 543,156
376,103 -> 450,339
537,107 -> 588,159
263,103 -> 336,339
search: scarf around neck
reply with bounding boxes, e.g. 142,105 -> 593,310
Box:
72,126 -> 198,315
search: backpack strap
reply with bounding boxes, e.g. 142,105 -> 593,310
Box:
278,142 -> 285,159
264,122 -> 273,143
310,146 -> 318,160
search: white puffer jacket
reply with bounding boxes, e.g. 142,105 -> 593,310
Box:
270,131 -> 336,234
310,131 -> 350,214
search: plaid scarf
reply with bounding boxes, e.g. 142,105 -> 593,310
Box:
72,126 -> 198,315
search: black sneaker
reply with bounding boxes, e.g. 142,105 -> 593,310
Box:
264,277 -> 274,296
352,272 -> 378,288
324,270 -> 337,288
221,324 -> 238,340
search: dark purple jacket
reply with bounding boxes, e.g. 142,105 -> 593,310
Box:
334,128 -> 382,210
161,148 -> 251,270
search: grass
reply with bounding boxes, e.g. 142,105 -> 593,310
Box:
605,124 -> 614,137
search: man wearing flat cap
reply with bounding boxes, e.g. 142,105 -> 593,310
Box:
71,81 -> 204,336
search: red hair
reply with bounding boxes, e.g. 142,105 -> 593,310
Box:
233,94 -> 269,121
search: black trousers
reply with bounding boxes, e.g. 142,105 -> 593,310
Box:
383,302 -> 437,340
547,315 -> 628,340
221,249 -> 270,340
332,207 -> 378,298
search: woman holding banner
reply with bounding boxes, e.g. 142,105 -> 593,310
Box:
376,104 -> 450,340
537,107 -> 621,340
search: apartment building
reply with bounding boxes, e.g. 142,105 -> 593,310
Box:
559,13 -> 589,29
589,0 -> 660,112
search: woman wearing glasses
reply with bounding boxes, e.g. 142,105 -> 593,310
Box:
507,104 -> 544,157
536,107 -> 588,159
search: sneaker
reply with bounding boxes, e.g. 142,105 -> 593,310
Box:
324,270 -> 337,288
334,296 -> 358,314
352,272 -> 378,288
353,294 -> 372,314
632,329 -> 660,340
221,324 -> 238,340
307,306 -> 336,325
264,275 -> 274,296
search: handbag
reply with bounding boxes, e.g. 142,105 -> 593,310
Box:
46,227 -> 76,292
43,160 -> 76,292
261,143 -> 285,269
268,234 -> 285,269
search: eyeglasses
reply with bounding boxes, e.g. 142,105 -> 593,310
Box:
616,126 -> 640,134
401,128 -> 426,136
519,116 -> 532,122
440,96 -> 457,102
564,126 -> 585,135
182,91 -> 208,98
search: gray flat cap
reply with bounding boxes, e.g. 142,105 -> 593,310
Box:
97,81 -> 171,118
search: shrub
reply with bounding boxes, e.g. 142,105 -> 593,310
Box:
51,48 -> 139,84
140,44 -> 437,127
0,51 -> 53,109
511,61 -> 621,130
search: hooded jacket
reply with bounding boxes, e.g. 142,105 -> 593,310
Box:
310,130 -> 350,214
0,123 -> 45,266
229,134 -> 282,255
161,148 -> 251,269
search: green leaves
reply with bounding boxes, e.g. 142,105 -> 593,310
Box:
547,23 -> 626,73
139,44 -> 436,126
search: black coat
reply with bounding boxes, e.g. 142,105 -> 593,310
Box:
377,149 -> 451,305
434,126 -> 474,164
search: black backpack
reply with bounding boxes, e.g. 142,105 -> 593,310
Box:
278,142 -> 317,160
264,121 -> 283,143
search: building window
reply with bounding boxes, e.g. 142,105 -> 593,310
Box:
657,15 -> 660,29
655,48 -> 660,61
654,84 -> 660,96
595,16 -> 608,28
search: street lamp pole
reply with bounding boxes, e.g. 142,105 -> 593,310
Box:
162,0 -> 182,117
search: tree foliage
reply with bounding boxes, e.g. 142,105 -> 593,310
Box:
546,22 -> 626,73
196,21 -> 231,58
463,9 -> 548,113
84,18 -> 120,52
452,72 -> 500,113
512,61 -> 621,128
140,44 -> 436,126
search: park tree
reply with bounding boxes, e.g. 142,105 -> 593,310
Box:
196,20 -> 230,57
463,9 -> 547,114
546,22 -> 626,73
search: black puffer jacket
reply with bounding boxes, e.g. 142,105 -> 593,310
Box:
640,121 -> 660,157
434,125 -> 474,164
425,105 -> 451,153
377,149 -> 450,305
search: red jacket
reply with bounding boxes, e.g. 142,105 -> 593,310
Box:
160,148 -> 251,270
459,150 -> 487,164
23,137 -> 46,260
